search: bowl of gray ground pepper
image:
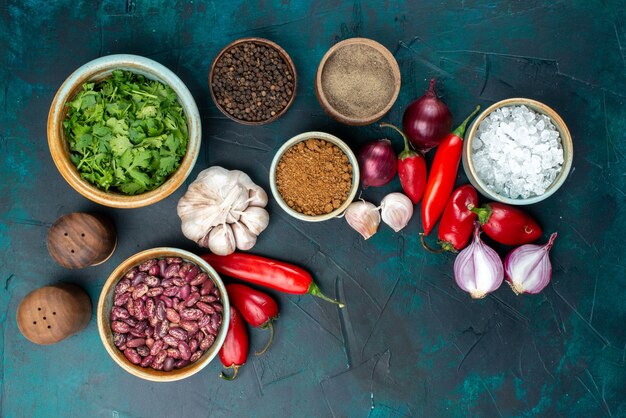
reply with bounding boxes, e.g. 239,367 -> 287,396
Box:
209,37 -> 297,125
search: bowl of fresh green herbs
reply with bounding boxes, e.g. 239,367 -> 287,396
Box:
48,54 -> 201,208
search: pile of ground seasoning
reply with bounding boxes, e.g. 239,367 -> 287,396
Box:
276,139 -> 353,216
212,41 -> 295,123
320,43 -> 395,119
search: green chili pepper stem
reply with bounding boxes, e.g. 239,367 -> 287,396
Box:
419,233 -> 445,254
468,204 -> 492,225
378,122 -> 418,160
308,282 -> 345,308
451,105 -> 481,138
220,365 -> 240,381
255,320 -> 276,356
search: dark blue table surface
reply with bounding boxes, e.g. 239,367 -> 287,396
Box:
1,1 -> 625,417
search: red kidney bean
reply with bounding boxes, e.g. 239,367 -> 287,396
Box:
146,298 -> 156,318
163,335 -> 179,348
195,332 -> 205,343
211,303 -> 223,313
124,268 -> 138,280
196,302 -> 215,315
152,361 -> 164,371
179,262 -> 193,277
123,317 -> 138,327
113,332 -> 127,347
127,338 -> 146,348
145,275 -> 159,287
136,345 -> 150,357
162,286 -> 179,297
131,322 -> 147,338
124,348 -> 142,364
141,355 -> 154,368
146,286 -> 163,297
132,284 -> 149,300
181,308 -> 203,321
114,292 -> 131,307
169,328 -> 188,341
179,320 -> 199,334
200,334 -> 215,351
145,338 -> 155,348
148,265 -> 160,276
211,287 -> 219,296
185,292 -> 200,307
190,351 -> 203,363
200,279 -> 214,296
159,295 -> 174,308
166,257 -> 183,264
179,284 -> 191,300
178,341 -> 191,361
191,286 -> 199,293
110,306 -> 130,321
198,315 -> 211,328
158,259 -> 168,276
145,326 -> 154,338
210,314 -> 221,330
150,339 -> 165,356
115,279 -> 131,295
163,357 -> 175,371
139,259 -> 157,272
165,308 -> 180,323
203,325 -> 217,336
153,349 -> 167,365
174,359 -> 190,369
135,300 -> 147,320
161,278 -> 174,288
156,320 -> 169,338
200,295 -> 217,303
164,264 -> 180,279
189,339 -> 199,353
112,321 -> 130,333
172,277 -> 186,287
185,266 -> 200,282
131,272 -> 147,287
190,273 -> 208,286
166,348 -> 181,359
118,344 -> 127,351
156,300 -> 166,321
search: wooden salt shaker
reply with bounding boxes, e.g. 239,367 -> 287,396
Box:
16,283 -> 92,345
47,212 -> 116,269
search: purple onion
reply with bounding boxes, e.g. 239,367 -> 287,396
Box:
357,139 -> 397,188
504,233 -> 557,295
454,223 -> 503,299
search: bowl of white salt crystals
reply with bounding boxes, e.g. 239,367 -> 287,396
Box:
462,98 -> 573,205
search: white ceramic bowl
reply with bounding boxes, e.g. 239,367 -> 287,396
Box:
269,131 -> 360,221
462,98 -> 573,205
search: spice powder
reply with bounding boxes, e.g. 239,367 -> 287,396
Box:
276,139 -> 353,216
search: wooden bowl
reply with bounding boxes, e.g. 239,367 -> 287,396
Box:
48,55 -> 201,208
462,98 -> 573,205
208,37 -> 297,125
315,38 -> 401,126
97,248 -> 230,382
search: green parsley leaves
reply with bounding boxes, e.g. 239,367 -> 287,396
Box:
64,70 -> 189,195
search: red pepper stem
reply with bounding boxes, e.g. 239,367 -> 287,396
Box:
419,233 -> 445,254
220,365 -> 240,381
451,105 -> 481,138
255,320 -> 275,356
468,204 -> 492,225
379,122 -> 415,159
308,282 -> 345,308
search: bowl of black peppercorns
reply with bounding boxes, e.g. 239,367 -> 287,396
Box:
209,37 -> 297,125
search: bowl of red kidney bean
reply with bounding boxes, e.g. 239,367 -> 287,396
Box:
97,248 -> 230,382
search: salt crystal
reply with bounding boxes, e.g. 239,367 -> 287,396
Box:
471,105 -> 563,199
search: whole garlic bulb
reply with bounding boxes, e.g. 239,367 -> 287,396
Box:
177,166 -> 270,255
380,193 -> 413,232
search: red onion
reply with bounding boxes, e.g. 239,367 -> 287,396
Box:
504,233 -> 557,295
402,78 -> 452,152
454,223 -> 503,299
357,139 -> 397,188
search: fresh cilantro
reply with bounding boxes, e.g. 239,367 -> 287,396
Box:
64,70 -> 189,195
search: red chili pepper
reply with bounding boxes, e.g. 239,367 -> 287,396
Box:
219,306 -> 249,380
202,253 -> 345,307
421,106 -> 481,236
379,122 -> 427,204
470,202 -> 542,245
421,184 -> 478,253
226,284 -> 279,356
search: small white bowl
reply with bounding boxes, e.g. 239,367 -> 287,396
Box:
462,98 -> 573,205
269,132 -> 360,222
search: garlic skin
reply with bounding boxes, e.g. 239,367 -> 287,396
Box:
381,193 -> 413,232
208,224 -> 236,256
177,166 -> 269,255
345,201 -> 380,239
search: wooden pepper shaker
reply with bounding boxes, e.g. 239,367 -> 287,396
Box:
47,212 -> 116,269
16,283 -> 92,345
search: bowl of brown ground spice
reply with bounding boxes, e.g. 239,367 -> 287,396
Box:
270,132 -> 360,222
316,38 -> 401,126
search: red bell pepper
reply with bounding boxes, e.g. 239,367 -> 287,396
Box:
470,202 -> 542,245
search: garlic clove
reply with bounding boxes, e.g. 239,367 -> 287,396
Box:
239,206 -> 270,235
345,201 -> 380,239
381,193 -> 413,232
232,222 -> 257,251
248,186 -> 268,207
208,224 -> 236,256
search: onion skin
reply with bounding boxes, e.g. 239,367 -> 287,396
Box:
454,223 -> 503,299
504,233 -> 557,295
357,139 -> 397,188
402,78 -> 452,152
